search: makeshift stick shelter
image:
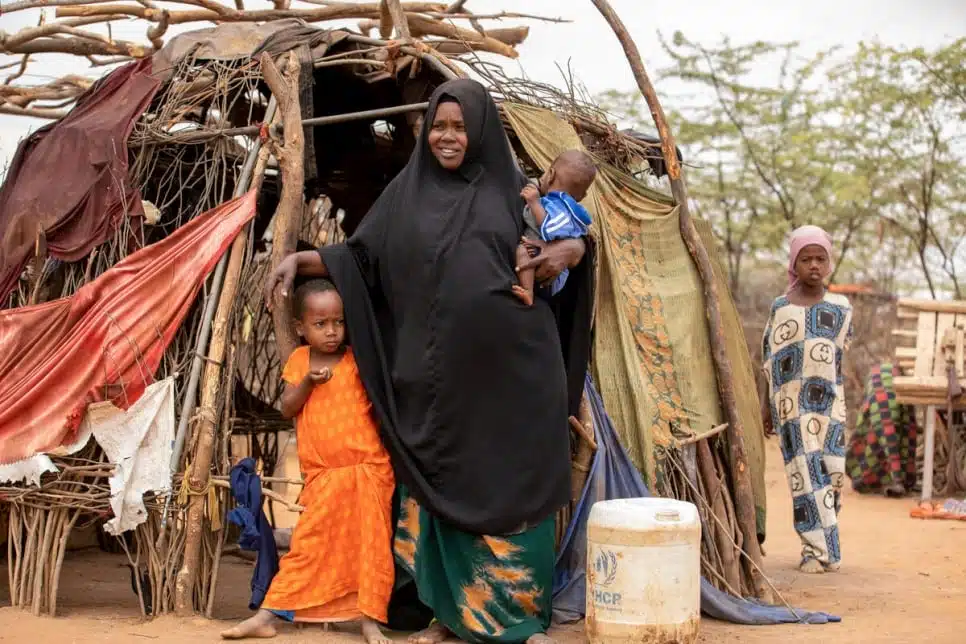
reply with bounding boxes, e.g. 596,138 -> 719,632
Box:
1,0 -> 770,620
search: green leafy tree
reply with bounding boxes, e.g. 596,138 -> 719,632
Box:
598,33 -> 966,298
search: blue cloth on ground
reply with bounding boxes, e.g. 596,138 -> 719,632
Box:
551,374 -> 842,626
536,191 -> 592,295
228,457 -> 280,610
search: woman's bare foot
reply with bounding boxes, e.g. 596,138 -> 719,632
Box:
799,558 -> 825,574
408,622 -> 450,644
512,284 -> 534,306
220,610 -> 278,639
362,617 -> 392,644
526,633 -> 557,644
824,561 -> 841,572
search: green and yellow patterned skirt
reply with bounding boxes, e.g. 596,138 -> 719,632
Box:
393,486 -> 554,644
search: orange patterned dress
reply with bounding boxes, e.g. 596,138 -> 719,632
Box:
260,346 -> 395,623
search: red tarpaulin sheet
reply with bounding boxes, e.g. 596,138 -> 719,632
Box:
0,191 -> 257,465
0,58 -> 161,303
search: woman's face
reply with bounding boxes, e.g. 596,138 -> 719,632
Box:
428,101 -> 468,170
795,244 -> 830,287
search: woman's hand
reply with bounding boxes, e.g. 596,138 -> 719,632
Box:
264,251 -> 329,311
265,254 -> 298,311
515,237 -> 586,287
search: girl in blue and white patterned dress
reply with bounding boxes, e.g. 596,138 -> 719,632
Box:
761,225 -> 853,574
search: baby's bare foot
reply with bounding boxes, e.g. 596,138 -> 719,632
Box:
220,610 -> 277,639
408,622 -> 450,644
799,558 -> 825,574
512,285 -> 534,306
362,617 -> 392,644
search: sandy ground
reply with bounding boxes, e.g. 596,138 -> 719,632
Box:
1,439 -> 964,644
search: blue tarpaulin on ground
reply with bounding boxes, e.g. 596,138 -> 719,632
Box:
551,374 -> 841,626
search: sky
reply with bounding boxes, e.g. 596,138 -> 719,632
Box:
0,0 -> 964,169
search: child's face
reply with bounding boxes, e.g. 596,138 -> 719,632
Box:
794,244 -> 830,288
295,290 -> 345,353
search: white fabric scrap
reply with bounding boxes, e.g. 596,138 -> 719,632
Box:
81,378 -> 176,536
0,413 -> 97,486
0,454 -> 59,487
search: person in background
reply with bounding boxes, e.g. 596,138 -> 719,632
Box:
761,225 -> 853,574
222,279 -> 394,642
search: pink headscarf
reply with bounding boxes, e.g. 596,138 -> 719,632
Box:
787,225 -> 833,293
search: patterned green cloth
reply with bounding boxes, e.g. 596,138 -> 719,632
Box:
393,486 -> 553,644
846,362 -> 918,494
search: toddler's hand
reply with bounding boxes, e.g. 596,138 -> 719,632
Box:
306,368 -> 332,385
521,184 -> 541,203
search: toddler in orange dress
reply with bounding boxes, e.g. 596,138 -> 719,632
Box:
222,278 -> 394,643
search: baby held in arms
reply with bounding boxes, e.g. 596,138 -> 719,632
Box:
513,149 -> 597,306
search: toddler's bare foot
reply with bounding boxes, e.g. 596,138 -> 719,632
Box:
221,610 -> 277,639
362,617 -> 392,644
799,558 -> 825,574
408,622 -> 450,644
512,285 -> 534,306
824,561 -> 841,572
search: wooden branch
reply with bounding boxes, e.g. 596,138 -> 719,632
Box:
209,479 -> 304,512
697,440 -> 742,595
56,2 -> 446,24
678,422 -> 729,446
2,16 -> 126,50
406,13 -> 520,58
426,11 -> 567,23
378,0 -> 393,38
1,0 -> 103,14
382,0 -> 411,39
589,0 -> 771,603
1,34 -> 151,58
261,50 -> 305,365
431,26 -> 528,55
146,9 -> 170,49
0,104 -> 70,119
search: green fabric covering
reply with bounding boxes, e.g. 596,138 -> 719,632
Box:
502,102 -> 768,539
393,487 -> 554,644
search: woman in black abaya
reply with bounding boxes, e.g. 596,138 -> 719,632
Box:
265,79 -> 594,644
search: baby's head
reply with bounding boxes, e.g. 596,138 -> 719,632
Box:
292,278 -> 345,354
539,150 -> 597,201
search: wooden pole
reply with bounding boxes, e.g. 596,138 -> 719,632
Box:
589,0 -> 770,601
261,50 -> 305,365
171,107 -> 282,617
921,405 -> 937,502
173,202 -> 256,613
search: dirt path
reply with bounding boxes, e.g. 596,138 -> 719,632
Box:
1,440 -> 964,643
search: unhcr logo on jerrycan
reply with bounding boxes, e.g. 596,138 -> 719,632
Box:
591,549 -> 622,609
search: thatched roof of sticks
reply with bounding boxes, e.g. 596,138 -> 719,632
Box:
0,1 -> 666,166
0,2 -> 560,118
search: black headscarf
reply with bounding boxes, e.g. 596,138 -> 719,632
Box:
321,79 -> 594,534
